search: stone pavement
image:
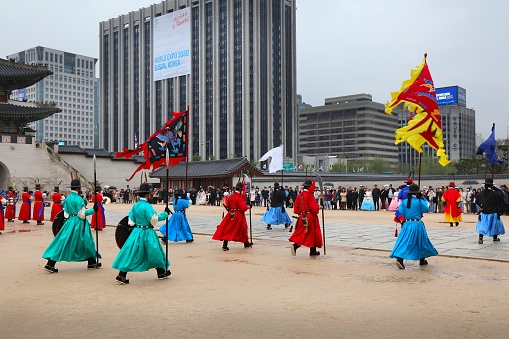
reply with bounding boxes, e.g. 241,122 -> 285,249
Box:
104,208 -> 509,262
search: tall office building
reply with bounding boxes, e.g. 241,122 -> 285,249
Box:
7,47 -> 97,147
299,94 -> 399,164
396,86 -> 476,165
99,0 -> 297,162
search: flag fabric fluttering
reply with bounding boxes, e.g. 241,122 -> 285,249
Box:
258,145 -> 283,173
116,109 -> 188,181
385,54 -> 450,166
477,123 -> 504,166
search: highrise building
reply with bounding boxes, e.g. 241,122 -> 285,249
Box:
99,0 -> 297,162
396,86 -> 476,165
7,47 -> 97,147
298,94 -> 399,164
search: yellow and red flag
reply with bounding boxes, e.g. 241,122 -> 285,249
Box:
385,54 -> 450,166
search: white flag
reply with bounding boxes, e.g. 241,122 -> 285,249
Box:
259,145 -> 283,173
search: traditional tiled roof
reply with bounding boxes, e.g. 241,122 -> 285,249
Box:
0,59 -> 53,91
0,102 -> 61,118
151,157 -> 264,179
58,145 -> 113,158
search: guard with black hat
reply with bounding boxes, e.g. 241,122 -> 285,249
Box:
33,183 -> 45,225
213,181 -> 252,251
390,184 -> 438,269
18,185 -> 32,224
112,183 -> 172,284
442,181 -> 462,227
90,185 -> 106,231
261,182 -> 292,230
50,185 -> 64,222
289,179 -> 323,256
42,179 -> 101,273
476,178 -> 506,244
5,186 -> 16,222
159,188 -> 193,244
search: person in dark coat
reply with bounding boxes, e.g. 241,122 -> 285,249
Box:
476,178 -> 505,244
372,184 -> 381,211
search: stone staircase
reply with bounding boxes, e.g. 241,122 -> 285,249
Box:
44,145 -> 95,190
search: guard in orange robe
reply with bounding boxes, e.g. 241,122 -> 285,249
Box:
442,181 -> 462,227
212,182 -> 251,250
33,184 -> 45,225
5,187 -> 17,222
18,186 -> 32,224
50,186 -> 64,222
90,186 -> 106,230
289,179 -> 323,256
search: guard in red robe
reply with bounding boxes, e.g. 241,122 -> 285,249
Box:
50,186 -> 64,222
442,181 -> 462,227
33,184 -> 45,225
90,186 -> 106,230
212,182 -> 251,250
289,179 -> 323,256
5,187 -> 17,222
18,186 -> 32,224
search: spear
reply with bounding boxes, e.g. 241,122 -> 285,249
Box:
165,148 -> 170,269
93,155 -> 100,265
315,172 -> 326,255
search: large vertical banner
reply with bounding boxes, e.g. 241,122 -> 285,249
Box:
153,7 -> 191,81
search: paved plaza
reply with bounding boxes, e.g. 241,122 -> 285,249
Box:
103,206 -> 509,262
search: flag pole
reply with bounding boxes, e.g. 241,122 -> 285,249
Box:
165,148 -> 170,270
248,175 -> 253,246
93,155 -> 99,265
417,153 -> 423,187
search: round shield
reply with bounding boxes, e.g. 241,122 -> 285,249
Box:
115,216 -> 131,249
52,210 -> 67,236
103,197 -> 111,205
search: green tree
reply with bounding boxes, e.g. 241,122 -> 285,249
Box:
192,154 -> 201,161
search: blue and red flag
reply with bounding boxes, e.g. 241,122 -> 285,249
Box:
477,123 -> 504,166
116,109 -> 188,181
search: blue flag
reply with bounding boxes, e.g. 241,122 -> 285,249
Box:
476,123 -> 504,166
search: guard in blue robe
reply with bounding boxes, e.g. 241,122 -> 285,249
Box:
390,184 -> 438,269
42,179 -> 101,273
261,183 -> 292,230
159,188 -> 193,243
112,183 -> 171,284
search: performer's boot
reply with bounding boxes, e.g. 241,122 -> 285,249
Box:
309,247 -> 320,256
186,238 -> 194,243
266,224 -> 272,230
87,257 -> 102,269
396,257 -> 405,269
285,223 -> 290,228
222,240 -> 229,251
244,241 -> 252,248
44,260 -> 58,273
478,234 -> 484,244
22,220 -> 29,224
419,258 -> 428,266
116,271 -> 129,284
160,236 -> 168,245
450,223 -> 453,227
8,219 -> 14,222
291,243 -> 299,256
493,235 -> 500,242
455,222 -> 459,227
37,220 -> 44,225
156,267 -> 171,279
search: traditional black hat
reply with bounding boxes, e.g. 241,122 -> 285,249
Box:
54,186 -> 60,192
274,183 -> 280,188
235,182 -> 244,190
23,187 -> 29,192
95,185 -> 102,192
138,183 -> 151,194
70,179 -> 81,189
407,184 -> 420,194
302,179 -> 312,188
35,183 -> 41,190
484,178 -> 494,186
8,186 -> 13,190
175,188 -> 185,196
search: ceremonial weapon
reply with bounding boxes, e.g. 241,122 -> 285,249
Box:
93,155 -> 100,265
315,172 -> 326,255
165,148 -> 170,269
244,174 -> 253,245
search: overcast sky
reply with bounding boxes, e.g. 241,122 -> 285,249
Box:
2,0 -> 507,139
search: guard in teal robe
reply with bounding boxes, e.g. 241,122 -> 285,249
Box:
42,179 -> 101,273
112,183 -> 171,284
